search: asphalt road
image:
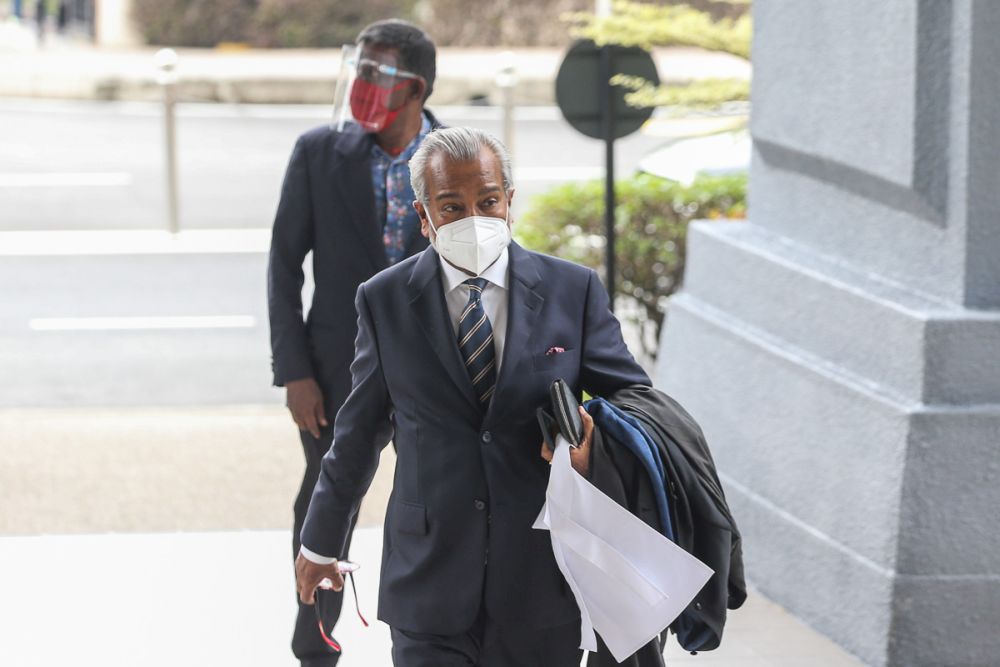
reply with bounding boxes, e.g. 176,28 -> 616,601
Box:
0,98 -> 662,230
0,98 -> 666,408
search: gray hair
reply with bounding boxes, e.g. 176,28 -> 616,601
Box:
409,127 -> 514,205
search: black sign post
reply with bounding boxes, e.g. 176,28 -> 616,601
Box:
599,46 -> 617,307
555,40 -> 659,311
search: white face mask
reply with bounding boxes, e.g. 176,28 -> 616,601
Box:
426,208 -> 511,276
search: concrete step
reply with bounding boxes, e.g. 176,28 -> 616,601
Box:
678,221 -> 1000,406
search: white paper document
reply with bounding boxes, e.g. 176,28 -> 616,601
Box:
533,436 -> 714,662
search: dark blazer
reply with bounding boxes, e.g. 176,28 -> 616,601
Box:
301,242 -> 651,635
267,112 -> 443,408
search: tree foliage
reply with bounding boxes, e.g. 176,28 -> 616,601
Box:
564,0 -> 751,58
612,74 -> 749,109
565,1 -> 751,113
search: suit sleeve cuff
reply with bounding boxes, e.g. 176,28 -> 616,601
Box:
272,355 -> 315,387
299,545 -> 337,565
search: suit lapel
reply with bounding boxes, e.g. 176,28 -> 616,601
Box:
486,243 -> 543,426
407,248 -> 481,414
333,130 -> 387,271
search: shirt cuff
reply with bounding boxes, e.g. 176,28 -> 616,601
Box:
299,545 -> 336,565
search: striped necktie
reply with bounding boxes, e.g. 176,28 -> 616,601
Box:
458,278 -> 497,407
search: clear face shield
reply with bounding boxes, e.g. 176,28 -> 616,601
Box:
331,44 -> 423,133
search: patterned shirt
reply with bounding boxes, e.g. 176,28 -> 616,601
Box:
371,114 -> 432,265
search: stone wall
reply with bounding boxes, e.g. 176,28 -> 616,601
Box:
656,2 -> 1000,665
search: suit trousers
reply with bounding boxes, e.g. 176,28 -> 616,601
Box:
292,423 -> 357,667
390,605 -> 582,667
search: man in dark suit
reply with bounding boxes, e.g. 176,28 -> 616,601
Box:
295,127 -> 651,666
267,19 -> 440,667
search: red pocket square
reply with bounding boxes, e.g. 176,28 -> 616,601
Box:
545,346 -> 566,356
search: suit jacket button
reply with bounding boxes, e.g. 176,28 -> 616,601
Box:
474,499 -> 486,511
481,431 -> 492,443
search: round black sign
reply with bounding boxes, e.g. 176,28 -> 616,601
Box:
555,39 -> 660,140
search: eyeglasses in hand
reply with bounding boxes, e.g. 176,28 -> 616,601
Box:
314,560 -> 368,653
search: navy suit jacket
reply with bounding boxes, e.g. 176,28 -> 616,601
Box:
267,113 -> 441,408
301,242 -> 651,635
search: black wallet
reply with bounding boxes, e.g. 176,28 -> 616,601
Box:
537,378 -> 584,449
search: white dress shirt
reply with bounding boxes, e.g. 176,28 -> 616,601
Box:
300,248 -> 511,566
438,248 -> 509,373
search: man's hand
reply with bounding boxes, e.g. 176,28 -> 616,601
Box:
540,406 -> 594,477
295,552 -> 344,605
286,377 -> 327,439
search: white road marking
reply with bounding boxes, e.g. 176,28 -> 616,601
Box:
29,316 -> 256,331
0,229 -> 272,256
0,172 -> 133,188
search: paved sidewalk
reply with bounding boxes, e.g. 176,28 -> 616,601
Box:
0,527 -> 864,667
0,20 -> 750,105
0,405 -> 396,534
0,403 -> 392,664
0,404 -> 863,665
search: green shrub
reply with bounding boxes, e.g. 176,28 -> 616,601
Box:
251,0 -> 416,48
132,0 -> 415,48
133,0 -> 597,48
415,0 -> 592,47
516,172 -> 747,358
133,0 -> 258,47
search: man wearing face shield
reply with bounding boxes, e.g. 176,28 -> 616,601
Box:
294,127 -> 651,666
266,19 -> 441,667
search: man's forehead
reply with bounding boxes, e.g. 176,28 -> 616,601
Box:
359,42 -> 399,62
428,149 -> 500,178
428,160 -> 503,200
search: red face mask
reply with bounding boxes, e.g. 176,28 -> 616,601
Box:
350,79 -> 410,133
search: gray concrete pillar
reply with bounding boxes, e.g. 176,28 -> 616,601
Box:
655,2 -> 1000,665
